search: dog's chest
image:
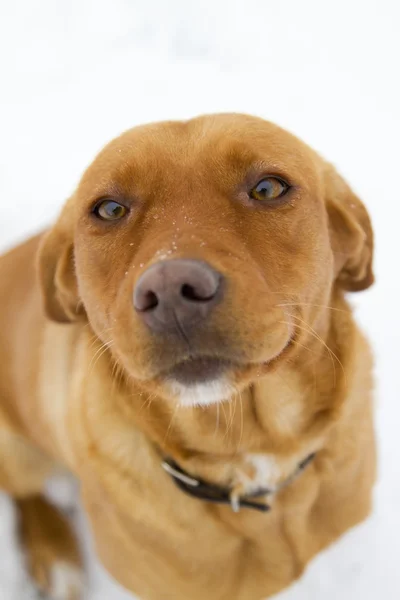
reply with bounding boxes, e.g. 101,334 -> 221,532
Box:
232,453 -> 290,496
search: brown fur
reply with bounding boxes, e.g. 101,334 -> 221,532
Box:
0,114 -> 375,600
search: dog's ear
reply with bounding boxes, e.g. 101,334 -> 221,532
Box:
325,164 -> 374,292
37,199 -> 85,323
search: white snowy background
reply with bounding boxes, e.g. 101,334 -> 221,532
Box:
0,1 -> 399,598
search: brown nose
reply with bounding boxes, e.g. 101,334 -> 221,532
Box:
133,259 -> 222,334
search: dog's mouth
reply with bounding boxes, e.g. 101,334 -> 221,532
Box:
166,356 -> 234,386
142,326 -> 296,406
158,329 -> 296,389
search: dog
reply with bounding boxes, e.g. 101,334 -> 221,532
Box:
0,113 -> 375,600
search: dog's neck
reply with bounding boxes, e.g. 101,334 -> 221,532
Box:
83,294 -> 352,496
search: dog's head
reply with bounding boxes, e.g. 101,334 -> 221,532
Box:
38,114 -> 373,406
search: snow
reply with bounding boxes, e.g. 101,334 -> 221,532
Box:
0,0 -> 399,598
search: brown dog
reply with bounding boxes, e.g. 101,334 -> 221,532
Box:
0,114 -> 375,600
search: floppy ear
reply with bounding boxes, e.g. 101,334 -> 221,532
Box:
37,199 -> 85,323
325,164 -> 374,292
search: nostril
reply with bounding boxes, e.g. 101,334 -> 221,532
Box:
140,290 -> 159,312
181,283 -> 216,302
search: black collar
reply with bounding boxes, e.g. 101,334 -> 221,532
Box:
162,453 -> 316,513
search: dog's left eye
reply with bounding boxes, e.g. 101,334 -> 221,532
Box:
93,200 -> 128,221
249,177 -> 290,203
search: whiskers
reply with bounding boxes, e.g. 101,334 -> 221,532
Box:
276,301 -> 350,315
237,388 -> 244,450
87,326 -> 128,402
164,402 -> 180,444
219,385 -> 244,451
139,390 -> 158,414
213,402 -> 220,437
279,313 -> 346,388
88,337 -> 115,375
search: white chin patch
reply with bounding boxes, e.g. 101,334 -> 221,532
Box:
168,378 -> 235,407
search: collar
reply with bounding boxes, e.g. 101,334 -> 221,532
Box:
162,453 -> 316,514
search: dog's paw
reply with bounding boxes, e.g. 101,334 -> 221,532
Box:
32,561 -> 85,600
17,496 -> 85,600
49,561 -> 86,600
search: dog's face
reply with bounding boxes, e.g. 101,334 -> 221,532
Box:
38,114 -> 373,406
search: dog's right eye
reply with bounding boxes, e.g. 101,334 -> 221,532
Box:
93,200 -> 128,221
